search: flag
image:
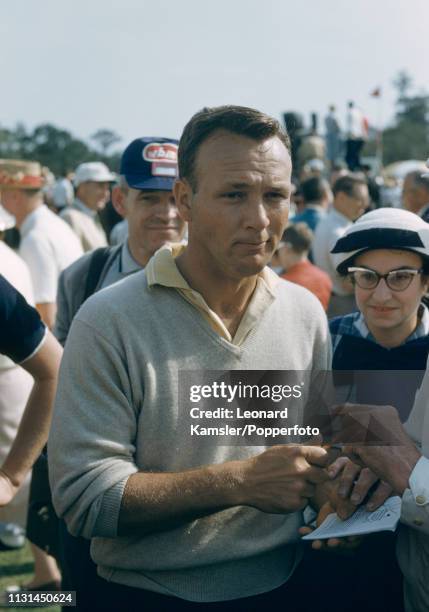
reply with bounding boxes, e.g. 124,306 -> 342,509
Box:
370,87 -> 381,97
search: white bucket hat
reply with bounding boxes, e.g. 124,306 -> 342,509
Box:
331,208 -> 429,274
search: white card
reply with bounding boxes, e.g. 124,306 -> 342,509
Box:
302,496 -> 402,540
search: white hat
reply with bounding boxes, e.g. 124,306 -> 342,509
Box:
73,162 -> 116,187
331,208 -> 429,274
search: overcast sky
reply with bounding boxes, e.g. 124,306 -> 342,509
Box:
1,0 -> 428,150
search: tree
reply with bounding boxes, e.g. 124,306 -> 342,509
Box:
382,71 -> 429,165
90,129 -> 121,155
392,70 -> 412,100
0,122 -> 122,176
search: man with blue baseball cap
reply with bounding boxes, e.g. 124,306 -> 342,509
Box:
51,136 -> 185,599
55,136 -> 186,345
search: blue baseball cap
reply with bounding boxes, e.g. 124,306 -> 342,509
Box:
120,137 -> 178,191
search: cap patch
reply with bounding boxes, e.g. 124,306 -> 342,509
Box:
142,143 -> 178,163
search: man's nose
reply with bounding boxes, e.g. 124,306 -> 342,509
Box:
156,198 -> 179,219
245,199 -> 270,231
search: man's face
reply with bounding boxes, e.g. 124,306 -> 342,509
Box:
175,131 -> 292,280
122,188 -> 185,256
402,176 -> 427,213
0,188 -> 16,215
338,184 -> 369,221
77,181 -> 110,210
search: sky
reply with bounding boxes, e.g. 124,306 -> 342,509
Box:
1,0 -> 428,151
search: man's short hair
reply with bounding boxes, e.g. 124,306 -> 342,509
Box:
178,105 -> 291,190
405,170 -> 429,194
301,177 -> 329,204
281,223 -> 313,254
333,174 -> 367,198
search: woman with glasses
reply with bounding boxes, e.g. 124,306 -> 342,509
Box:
330,208 -> 429,371
318,208 -> 429,612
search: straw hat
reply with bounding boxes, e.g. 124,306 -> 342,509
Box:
0,159 -> 44,189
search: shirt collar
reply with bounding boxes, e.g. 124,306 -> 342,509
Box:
20,205 -> 45,237
146,243 -> 279,345
73,198 -> 97,218
146,243 -> 280,294
330,207 -> 351,225
121,241 -> 142,275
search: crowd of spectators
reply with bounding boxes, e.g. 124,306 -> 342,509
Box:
0,104 -> 428,611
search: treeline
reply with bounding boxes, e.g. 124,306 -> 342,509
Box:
0,71 -> 428,175
0,125 -> 122,176
364,70 -> 429,165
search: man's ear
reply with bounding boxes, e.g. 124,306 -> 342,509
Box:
173,178 -> 193,223
111,185 -> 127,218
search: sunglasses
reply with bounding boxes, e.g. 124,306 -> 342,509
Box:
347,267 -> 423,291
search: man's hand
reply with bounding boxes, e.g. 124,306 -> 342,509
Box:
236,445 -> 330,513
300,456 -> 391,550
119,444 -> 331,536
0,469 -> 19,506
328,456 -> 394,514
299,501 -> 362,550
332,404 -> 422,495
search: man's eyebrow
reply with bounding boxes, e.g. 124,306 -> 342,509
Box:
219,182 -> 251,190
219,182 -> 290,190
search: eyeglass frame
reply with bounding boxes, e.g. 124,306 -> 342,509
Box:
347,266 -> 424,292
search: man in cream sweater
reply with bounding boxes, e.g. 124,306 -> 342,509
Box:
48,105 -> 332,610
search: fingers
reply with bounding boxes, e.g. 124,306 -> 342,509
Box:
337,461 -> 361,499
305,465 -> 330,485
327,456 -> 351,480
316,501 -> 333,526
349,467 -> 377,505
342,446 -> 366,468
301,445 -> 329,467
366,480 -> 393,512
336,498 -> 358,521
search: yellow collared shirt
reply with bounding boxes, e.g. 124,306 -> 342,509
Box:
145,244 -> 281,346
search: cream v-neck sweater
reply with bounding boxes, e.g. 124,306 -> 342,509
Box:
49,269 -> 330,602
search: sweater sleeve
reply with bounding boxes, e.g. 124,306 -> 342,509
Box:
48,316 -> 139,539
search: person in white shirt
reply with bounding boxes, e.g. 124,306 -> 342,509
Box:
0,240 -> 35,527
52,176 -> 74,211
0,159 -> 83,328
312,174 -> 369,317
61,162 -> 115,252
